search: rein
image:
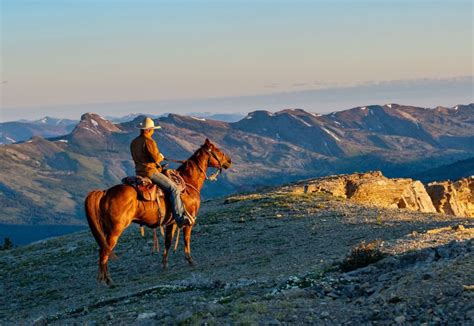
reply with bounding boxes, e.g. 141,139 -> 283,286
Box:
164,147 -> 223,182
163,148 -> 223,195
164,157 -> 186,164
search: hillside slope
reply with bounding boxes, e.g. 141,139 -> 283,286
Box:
1,189 -> 472,324
416,157 -> 474,182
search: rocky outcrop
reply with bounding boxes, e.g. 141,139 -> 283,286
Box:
289,171 -> 437,213
427,177 -> 474,217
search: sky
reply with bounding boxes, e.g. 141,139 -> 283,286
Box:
1,0 -> 473,121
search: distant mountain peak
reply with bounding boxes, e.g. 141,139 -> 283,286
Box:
106,113 -> 162,123
71,113 -> 121,141
30,116 -> 78,127
78,113 -> 120,132
278,108 -> 305,114
80,112 -> 105,122
244,110 -> 274,120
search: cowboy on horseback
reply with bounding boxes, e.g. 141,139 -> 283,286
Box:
86,129 -> 231,284
130,117 -> 193,227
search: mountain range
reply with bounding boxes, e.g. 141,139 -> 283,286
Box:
0,103 -> 473,225
0,117 -> 78,145
0,113 -> 245,144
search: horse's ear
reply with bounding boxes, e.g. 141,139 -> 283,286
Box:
204,138 -> 211,146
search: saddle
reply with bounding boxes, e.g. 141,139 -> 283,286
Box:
122,176 -> 162,201
121,170 -> 186,202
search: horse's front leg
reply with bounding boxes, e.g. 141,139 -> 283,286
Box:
162,224 -> 176,269
183,225 -> 195,267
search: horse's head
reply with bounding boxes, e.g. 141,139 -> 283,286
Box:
203,138 -> 232,170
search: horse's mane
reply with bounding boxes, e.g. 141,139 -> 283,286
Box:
176,144 -> 207,173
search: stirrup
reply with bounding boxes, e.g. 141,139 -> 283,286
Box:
175,216 -> 185,228
175,214 -> 194,228
184,212 -> 196,225
182,207 -> 195,226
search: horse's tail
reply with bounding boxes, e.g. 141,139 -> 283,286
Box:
85,190 -> 116,258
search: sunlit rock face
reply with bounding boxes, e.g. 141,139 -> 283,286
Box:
427,177 -> 474,217
287,171 -> 437,213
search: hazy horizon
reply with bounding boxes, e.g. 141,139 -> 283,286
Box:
1,76 -> 472,122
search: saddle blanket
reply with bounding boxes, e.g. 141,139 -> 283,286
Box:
121,176 -> 163,201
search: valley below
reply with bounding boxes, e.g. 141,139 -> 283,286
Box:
1,187 -> 473,324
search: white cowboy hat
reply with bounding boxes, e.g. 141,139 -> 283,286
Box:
136,117 -> 161,130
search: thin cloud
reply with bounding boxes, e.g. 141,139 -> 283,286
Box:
292,82 -> 308,87
264,83 -> 279,89
313,81 -> 339,88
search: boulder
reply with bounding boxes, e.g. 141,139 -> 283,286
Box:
426,177 -> 474,217
292,171 -> 437,213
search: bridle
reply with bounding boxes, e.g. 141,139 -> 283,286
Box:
194,146 -> 223,181
164,145 -> 225,184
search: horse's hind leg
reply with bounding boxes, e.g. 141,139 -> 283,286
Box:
99,226 -> 126,286
98,249 -> 112,285
183,225 -> 196,267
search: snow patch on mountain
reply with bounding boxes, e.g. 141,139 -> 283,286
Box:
289,114 -> 312,127
322,127 -> 341,142
397,111 -> 419,123
83,127 -> 102,136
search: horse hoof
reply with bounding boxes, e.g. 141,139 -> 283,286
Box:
106,278 -> 115,287
187,259 -> 196,267
162,263 -> 168,270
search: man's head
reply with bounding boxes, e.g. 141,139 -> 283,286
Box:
137,117 -> 161,136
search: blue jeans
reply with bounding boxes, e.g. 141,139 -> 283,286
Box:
149,172 -> 184,219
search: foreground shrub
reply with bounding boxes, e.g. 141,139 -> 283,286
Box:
340,239 -> 386,272
1,237 -> 13,250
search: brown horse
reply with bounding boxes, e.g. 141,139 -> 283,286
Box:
85,138 -> 232,285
